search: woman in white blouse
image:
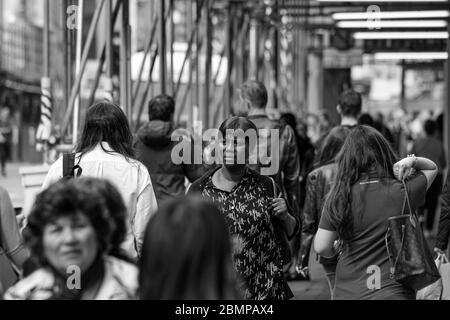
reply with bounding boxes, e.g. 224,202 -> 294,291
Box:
42,102 -> 158,260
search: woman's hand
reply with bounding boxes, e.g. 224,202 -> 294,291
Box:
271,197 -> 288,219
393,157 -> 416,181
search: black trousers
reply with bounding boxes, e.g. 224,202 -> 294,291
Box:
0,143 -> 8,172
418,173 -> 443,232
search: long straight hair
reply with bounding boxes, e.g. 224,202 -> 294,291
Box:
75,101 -> 135,160
322,125 -> 399,241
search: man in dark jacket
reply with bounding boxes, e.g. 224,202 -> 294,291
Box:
237,81 -> 300,217
134,95 -> 205,205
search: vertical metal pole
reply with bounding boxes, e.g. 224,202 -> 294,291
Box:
249,18 -> 259,80
195,0 -> 200,120
120,0 -> 132,118
444,19 -> 450,175
105,0 -> 113,101
43,0 -> 50,78
62,0 -> 69,118
224,2 -> 232,119
169,0 -> 174,94
400,60 -> 406,111
188,0 -> 194,126
73,0 -> 83,145
67,0 -> 73,114
203,0 -> 211,128
159,0 -> 167,94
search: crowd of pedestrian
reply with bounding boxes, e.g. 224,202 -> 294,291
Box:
1,80 -> 450,300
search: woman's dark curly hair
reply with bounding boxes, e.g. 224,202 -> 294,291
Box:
73,178 -> 130,261
23,178 -> 119,266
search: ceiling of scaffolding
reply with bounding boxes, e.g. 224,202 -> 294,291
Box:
225,0 -> 449,57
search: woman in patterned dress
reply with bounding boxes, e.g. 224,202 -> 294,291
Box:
188,117 -> 299,300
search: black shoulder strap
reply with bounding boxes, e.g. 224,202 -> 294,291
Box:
63,153 -> 75,178
62,153 -> 82,178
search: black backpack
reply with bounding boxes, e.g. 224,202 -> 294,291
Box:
62,153 -> 82,179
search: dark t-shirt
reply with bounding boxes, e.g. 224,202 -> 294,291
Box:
319,172 -> 427,300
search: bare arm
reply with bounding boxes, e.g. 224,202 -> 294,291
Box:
314,228 -> 339,258
393,156 -> 438,190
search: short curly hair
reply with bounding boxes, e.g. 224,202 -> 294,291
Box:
239,80 -> 268,109
148,94 -> 175,121
24,178 -> 119,265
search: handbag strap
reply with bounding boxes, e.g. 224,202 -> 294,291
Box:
401,179 -> 417,227
386,179 -> 412,278
386,224 -> 406,279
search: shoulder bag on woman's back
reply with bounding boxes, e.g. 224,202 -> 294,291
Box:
385,179 -> 440,291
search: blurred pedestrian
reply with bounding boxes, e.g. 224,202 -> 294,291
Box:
134,95 -> 205,205
337,89 -> 361,128
314,125 -> 437,300
188,117 -> 299,300
0,186 -> 30,294
314,89 -> 361,156
237,81 -> 300,243
412,119 -> 446,235
359,113 -> 395,146
138,196 -> 241,300
42,101 -> 158,260
298,126 -> 351,289
0,107 -> 12,176
4,178 -> 138,300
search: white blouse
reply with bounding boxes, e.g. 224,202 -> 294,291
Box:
42,142 -> 158,259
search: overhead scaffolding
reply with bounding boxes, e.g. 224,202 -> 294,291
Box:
28,0 -> 447,151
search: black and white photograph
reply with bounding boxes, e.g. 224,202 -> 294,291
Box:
0,0 -> 450,315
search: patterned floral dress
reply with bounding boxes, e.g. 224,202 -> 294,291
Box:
202,170 -> 293,300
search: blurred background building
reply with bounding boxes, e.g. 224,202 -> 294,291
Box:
0,0 -> 449,163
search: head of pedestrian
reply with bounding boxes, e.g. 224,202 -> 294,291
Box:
337,89 -> 362,125
218,116 -> 258,172
423,119 -> 437,137
21,178 -> 119,299
147,94 -> 175,123
316,125 -> 351,167
73,178 -> 131,263
237,80 -> 268,113
323,125 -> 398,241
76,101 -> 134,160
138,196 -> 240,300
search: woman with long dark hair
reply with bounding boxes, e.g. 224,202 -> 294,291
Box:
314,125 -> 437,300
42,102 -> 158,260
139,196 -> 241,300
297,126 -> 351,290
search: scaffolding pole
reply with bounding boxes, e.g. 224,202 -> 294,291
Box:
224,2 -> 233,120
61,0 -> 106,138
202,0 -> 212,128
120,0 -> 132,119
104,0 -> 113,101
159,0 -> 167,94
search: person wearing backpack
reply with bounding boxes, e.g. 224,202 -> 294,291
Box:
187,117 -> 298,300
42,102 -> 158,260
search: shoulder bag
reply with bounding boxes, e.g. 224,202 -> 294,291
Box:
385,179 -> 441,291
